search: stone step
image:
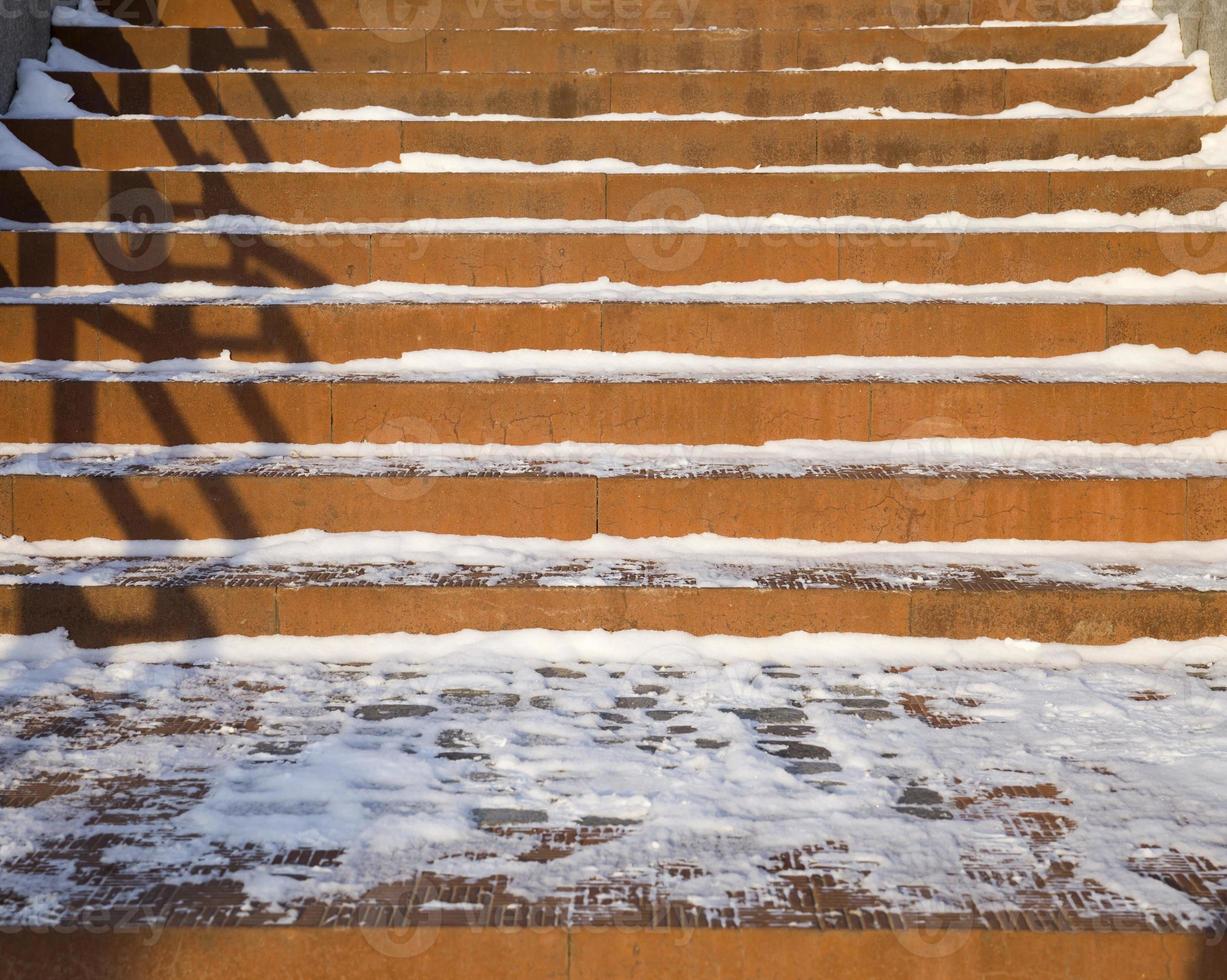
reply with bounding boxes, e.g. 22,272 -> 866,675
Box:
3,470 -> 1219,541
51,23 -> 1167,72
6,116 -> 1220,168
8,168 -> 1227,225
48,66 -> 1191,118
3,380 -> 1224,444
0,301 -> 1221,360
2,229 -> 1223,288
94,0 -> 1120,30
3,302 -> 1220,361
5,577 -> 1224,645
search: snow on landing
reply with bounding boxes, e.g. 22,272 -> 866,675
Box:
1,629 -> 1224,930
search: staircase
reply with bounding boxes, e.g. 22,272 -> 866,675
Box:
2,0 -> 1227,974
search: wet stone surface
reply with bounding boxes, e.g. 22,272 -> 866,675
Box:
354,704 -> 437,721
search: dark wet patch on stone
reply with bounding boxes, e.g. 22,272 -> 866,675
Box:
758,741 -> 832,761
580,816 -> 642,827
760,725 -> 815,738
474,808 -> 548,828
895,786 -> 953,820
787,762 -> 843,776
354,704 -> 436,721
442,690 -> 520,708
899,787 -> 943,806
830,685 -> 878,698
896,805 -> 955,820
251,740 -> 306,757
615,697 -> 658,709
437,730 -> 484,759
726,707 -> 807,724
844,708 -> 897,721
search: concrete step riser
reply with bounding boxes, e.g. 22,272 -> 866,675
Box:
6,584 -> 1222,646
5,381 -> 1225,445
1,303 -> 1222,361
6,117 -> 1219,168
2,930 -> 1223,980
52,24 -> 1166,72
96,0 -> 1120,30
3,231 -> 1223,288
51,67 -> 1189,118
6,475 -> 1221,542
8,170 -> 1227,224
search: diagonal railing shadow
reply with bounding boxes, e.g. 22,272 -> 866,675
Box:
3,49 -> 353,642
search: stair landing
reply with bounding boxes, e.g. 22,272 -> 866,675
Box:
3,645 -> 1225,941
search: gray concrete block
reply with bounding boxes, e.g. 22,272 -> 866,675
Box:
1156,0 -> 1227,98
0,0 -> 53,112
